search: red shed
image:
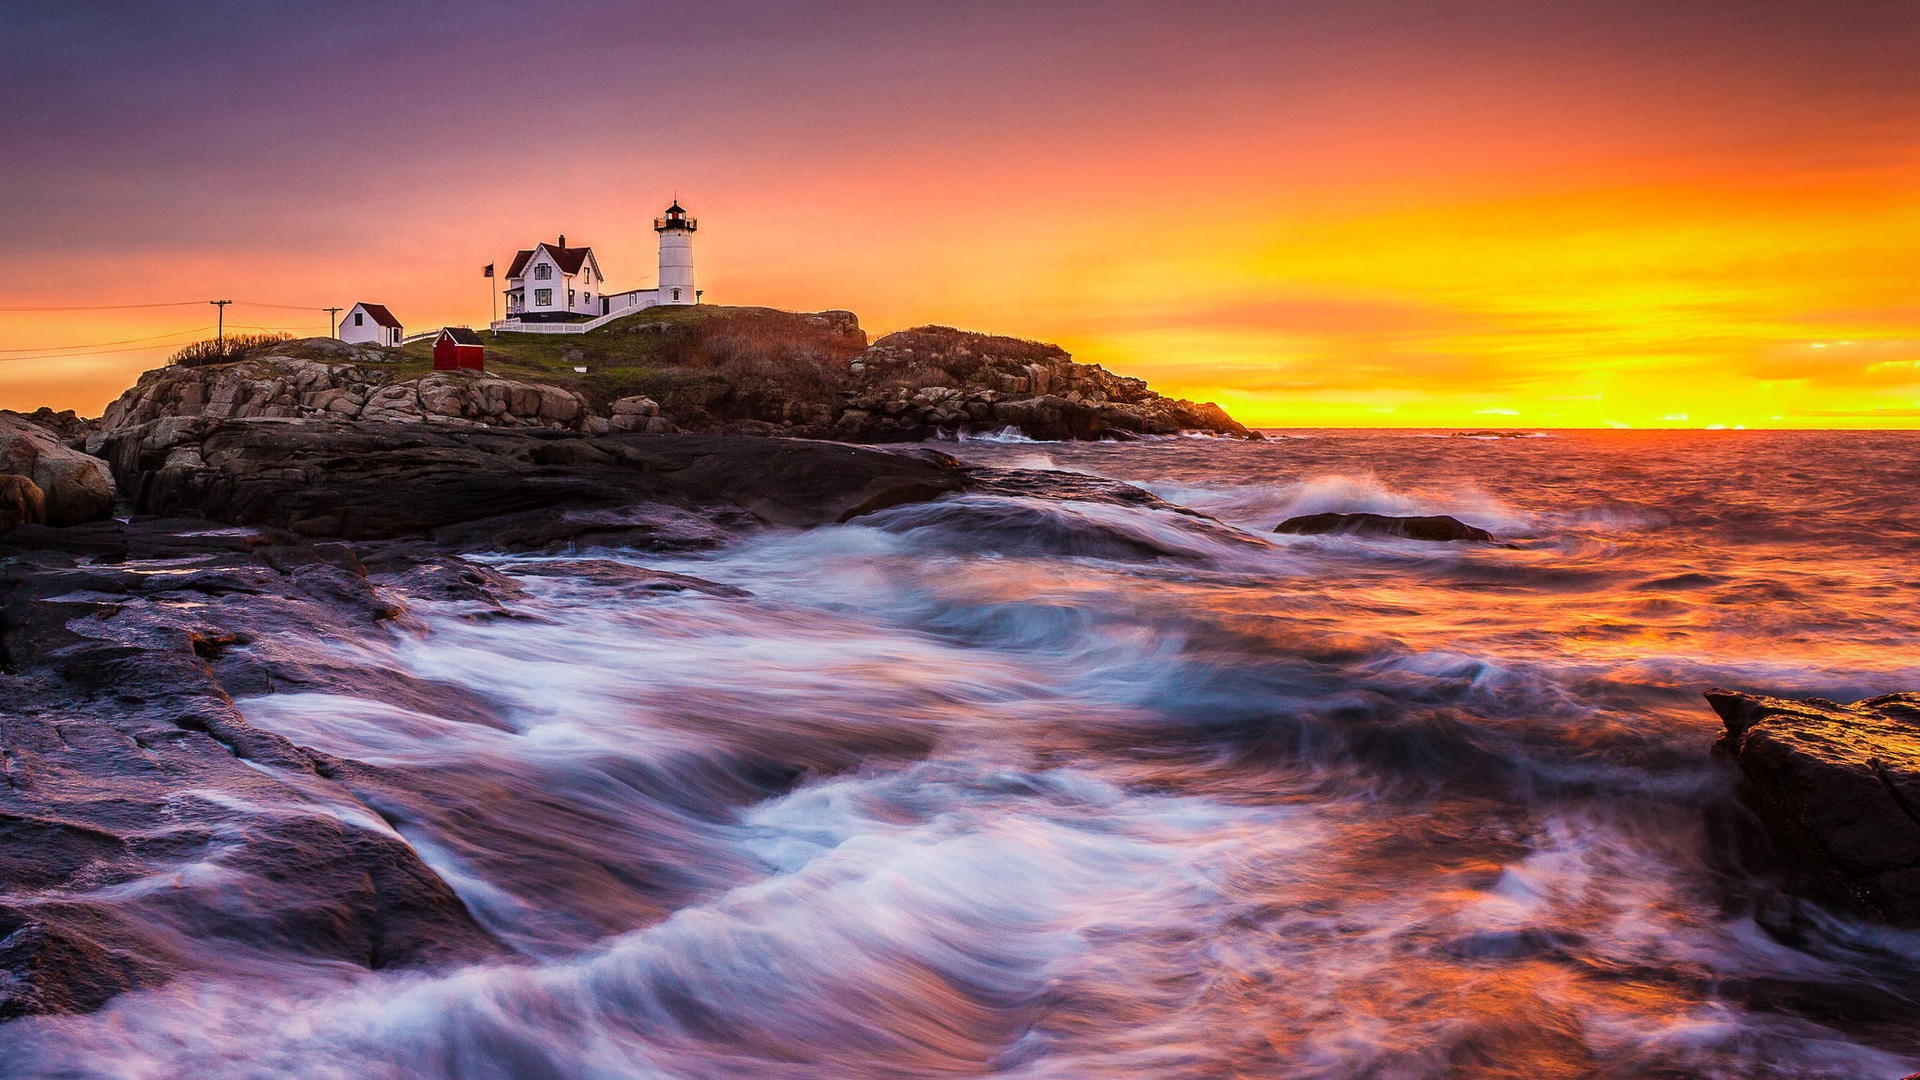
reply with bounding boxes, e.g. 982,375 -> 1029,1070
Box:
432,327 -> 485,370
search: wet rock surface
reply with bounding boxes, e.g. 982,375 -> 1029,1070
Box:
1273,511 -> 1495,543
0,520 -> 513,1016
0,432 -> 1006,1015
1707,689 -> 1920,925
0,425 -> 1138,1014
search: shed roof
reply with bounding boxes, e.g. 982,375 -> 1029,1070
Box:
353,302 -> 402,329
438,326 -> 484,346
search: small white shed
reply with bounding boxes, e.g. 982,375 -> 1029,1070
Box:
339,302 -> 403,346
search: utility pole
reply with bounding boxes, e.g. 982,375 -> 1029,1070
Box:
210,300 -> 231,341
324,306 -> 343,338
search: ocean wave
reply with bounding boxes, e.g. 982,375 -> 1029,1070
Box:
11,431 -> 1920,1076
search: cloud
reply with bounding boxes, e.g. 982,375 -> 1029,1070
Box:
1788,406 -> 1920,418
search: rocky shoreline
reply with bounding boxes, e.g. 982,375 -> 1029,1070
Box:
0,415 -> 1231,1016
0,349 -> 1916,1024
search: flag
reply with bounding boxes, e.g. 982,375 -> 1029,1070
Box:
482,263 -> 494,278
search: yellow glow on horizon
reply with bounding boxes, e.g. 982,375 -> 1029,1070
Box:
3,153 -> 1917,428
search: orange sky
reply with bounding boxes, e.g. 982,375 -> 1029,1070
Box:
3,1 -> 1917,427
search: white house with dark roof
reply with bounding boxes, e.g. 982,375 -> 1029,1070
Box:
339,302 -> 403,346
501,235 -> 605,322
496,201 -> 699,329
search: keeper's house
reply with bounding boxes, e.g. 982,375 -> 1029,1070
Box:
496,201 -> 698,328
500,236 -> 605,323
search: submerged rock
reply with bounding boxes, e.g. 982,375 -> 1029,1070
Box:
1273,512 -> 1494,543
1706,689 -> 1920,925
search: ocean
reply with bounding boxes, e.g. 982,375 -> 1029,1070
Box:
7,429 -> 1919,1078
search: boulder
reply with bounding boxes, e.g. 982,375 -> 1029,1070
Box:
0,474 -> 46,532
1706,689 -> 1920,925
0,412 -> 113,525
833,325 -> 1253,441
1274,512 -> 1494,543
608,395 -> 670,433
11,407 -> 96,443
98,356 -> 595,434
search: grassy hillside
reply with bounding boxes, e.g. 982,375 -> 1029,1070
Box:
390,305 -> 866,410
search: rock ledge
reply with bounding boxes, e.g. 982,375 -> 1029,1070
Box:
1707,688 -> 1920,924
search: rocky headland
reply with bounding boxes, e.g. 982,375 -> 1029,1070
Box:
99,307 -> 1250,443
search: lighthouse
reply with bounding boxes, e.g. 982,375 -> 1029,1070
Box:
654,201 -> 697,305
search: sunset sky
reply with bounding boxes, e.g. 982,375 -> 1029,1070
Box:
3,0 -> 1917,427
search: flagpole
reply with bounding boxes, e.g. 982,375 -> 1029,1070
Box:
484,262 -> 497,335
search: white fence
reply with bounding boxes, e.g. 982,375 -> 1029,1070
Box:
490,303 -> 658,336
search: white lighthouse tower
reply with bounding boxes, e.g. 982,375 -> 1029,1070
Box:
654,201 -> 697,305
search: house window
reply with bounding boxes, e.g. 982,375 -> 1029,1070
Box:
568,290 -> 576,306
584,292 -> 592,304
534,264 -> 552,280
535,288 -> 553,306
354,312 -> 364,326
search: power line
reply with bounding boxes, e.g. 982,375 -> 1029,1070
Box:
0,301 -> 209,312
229,299 -> 340,311
0,298 -> 336,313
0,325 -> 215,354
0,331 -> 215,365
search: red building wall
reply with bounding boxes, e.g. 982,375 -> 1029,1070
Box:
432,338 -> 485,370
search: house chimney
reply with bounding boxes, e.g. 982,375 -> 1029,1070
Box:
558,234 -> 566,248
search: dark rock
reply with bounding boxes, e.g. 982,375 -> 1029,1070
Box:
0,519 -> 510,1015
0,905 -> 172,1019
92,419 -> 970,544
504,559 -> 749,597
1706,689 -> 1920,925
1274,512 -> 1495,543
969,466 -> 1208,515
842,325 -> 1253,441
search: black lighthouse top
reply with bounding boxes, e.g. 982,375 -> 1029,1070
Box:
654,201 -> 697,232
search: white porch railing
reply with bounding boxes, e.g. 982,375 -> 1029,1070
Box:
491,301 -> 662,336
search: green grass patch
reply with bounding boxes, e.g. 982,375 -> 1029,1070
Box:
389,306 -> 864,410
